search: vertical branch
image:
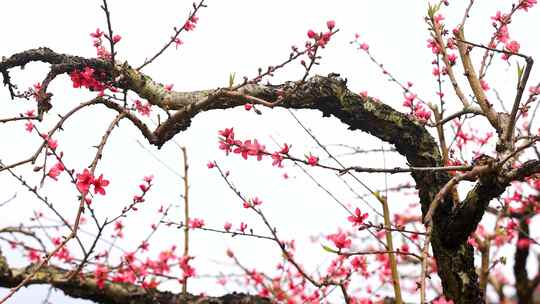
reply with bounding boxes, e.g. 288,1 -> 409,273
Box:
101,0 -> 116,65
455,30 -> 500,132
180,146 -> 189,296
478,239 -> 490,295
514,216 -> 532,303
420,225 -> 433,304
505,56 -> 534,144
378,194 -> 403,304
429,15 -> 470,108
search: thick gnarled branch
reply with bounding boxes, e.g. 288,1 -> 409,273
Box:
0,250 -> 269,304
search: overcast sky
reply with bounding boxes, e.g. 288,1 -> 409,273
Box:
1,1 -> 539,303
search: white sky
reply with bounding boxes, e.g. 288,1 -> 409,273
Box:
0,1 -> 539,303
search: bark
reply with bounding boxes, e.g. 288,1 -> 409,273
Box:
3,48 -> 540,303
514,218 -> 532,304
0,251 -> 269,304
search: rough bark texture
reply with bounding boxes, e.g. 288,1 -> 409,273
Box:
2,48 -> 540,303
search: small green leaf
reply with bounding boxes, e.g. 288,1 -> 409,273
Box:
321,244 -> 338,253
228,72 -> 236,88
373,191 -> 385,204
517,63 -> 524,81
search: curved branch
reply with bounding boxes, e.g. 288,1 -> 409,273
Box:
6,48 -> 540,304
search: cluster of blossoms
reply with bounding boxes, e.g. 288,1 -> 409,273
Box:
171,15 -> 199,48
223,221 -> 248,233
23,109 -> 35,132
352,33 -> 369,51
52,237 -> 73,263
217,127 -> 318,167
243,196 -> 263,208
489,11 -> 521,60
41,134 -> 58,151
133,175 -> 154,203
89,28 -> 121,60
183,15 -> 198,32
133,99 -> 152,116
93,246 -> 190,290
306,20 -> 335,48
489,1 -> 537,61
70,67 -> 106,92
451,119 -> 494,151
75,168 -> 109,196
402,90 -> 432,122
217,127 -> 267,161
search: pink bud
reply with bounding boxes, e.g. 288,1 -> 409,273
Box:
112,35 -> 122,44
326,20 -> 335,30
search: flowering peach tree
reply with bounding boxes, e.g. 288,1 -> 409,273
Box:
1,1 -> 540,304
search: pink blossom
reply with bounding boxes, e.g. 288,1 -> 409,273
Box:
414,105 -> 432,121
503,40 -> 520,60
76,169 -> 94,194
47,162 -> 65,181
447,53 -> 457,64
317,32 -> 332,47
94,264 -> 109,289
93,174 -> 110,195
306,154 -> 318,166
271,152 -> 284,167
112,34 -> 121,44
347,208 -> 368,226
491,11 -> 507,23
480,79 -> 490,91
90,28 -> 104,39
359,43 -> 369,51
173,37 -> 183,49
427,38 -> 440,54
252,197 -> 263,206
189,218 -> 205,229
519,0 -> 537,11
244,103 -> 253,111
327,231 -> 351,249
234,139 -> 266,161
179,255 -> 196,280
184,20 -> 196,31
24,121 -> 34,133
207,161 -> 216,169
496,25 -> 509,43
28,249 -> 41,263
307,30 -> 317,39
224,222 -> 232,231
433,14 -> 445,24
239,222 -> 248,233
402,93 -> 416,108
